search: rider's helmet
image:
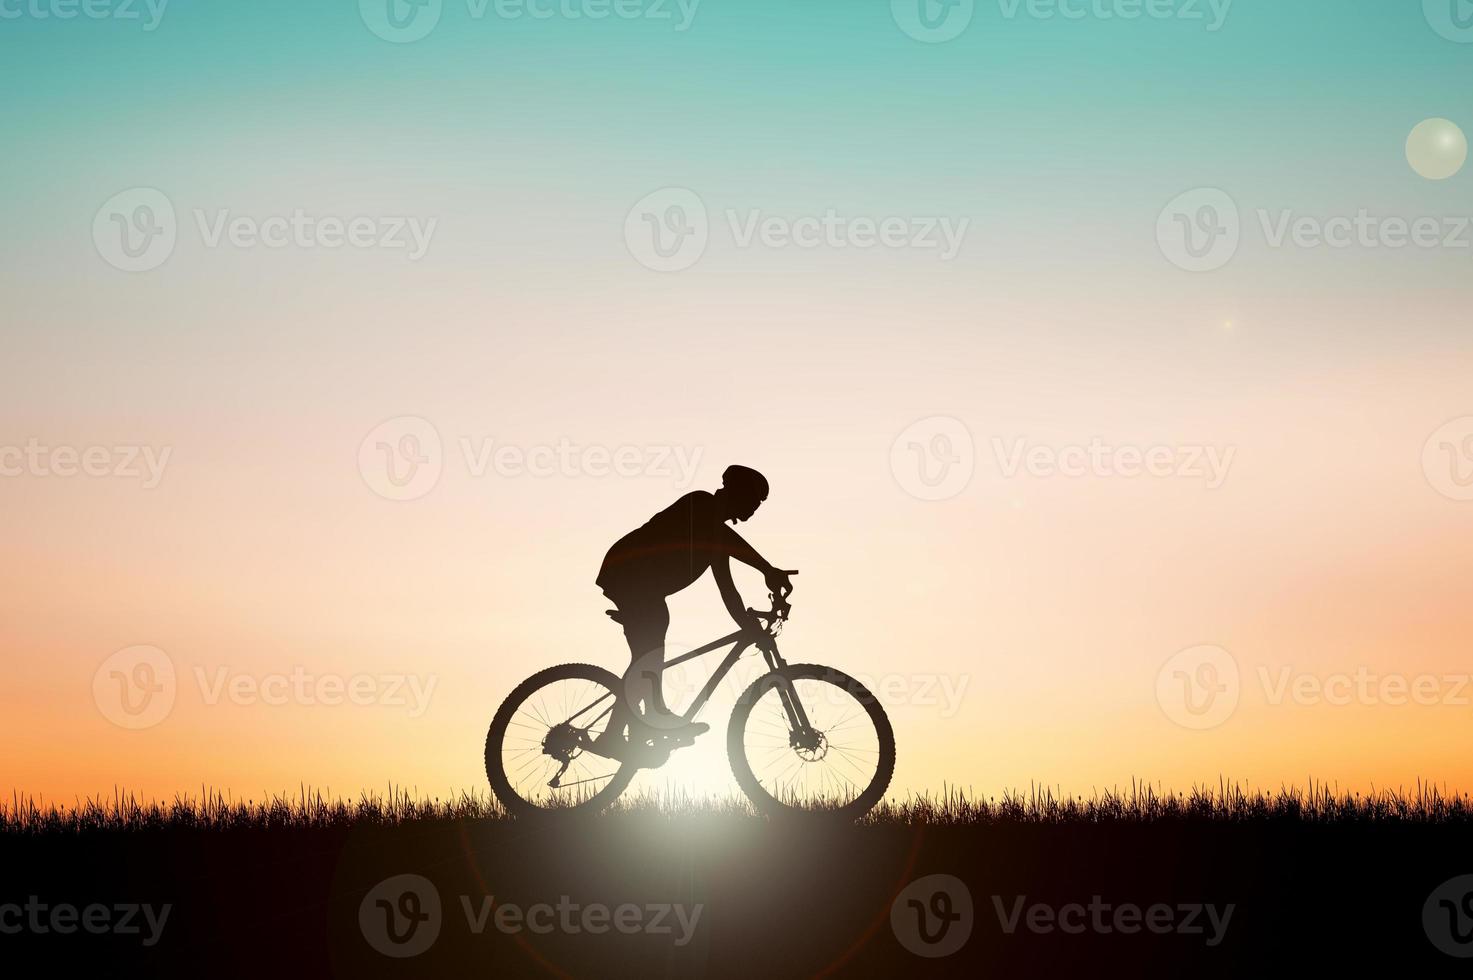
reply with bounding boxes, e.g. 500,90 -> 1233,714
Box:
722,465 -> 769,501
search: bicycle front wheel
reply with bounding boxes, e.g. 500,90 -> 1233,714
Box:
728,663 -> 895,820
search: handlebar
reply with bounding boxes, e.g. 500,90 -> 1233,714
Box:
746,569 -> 798,641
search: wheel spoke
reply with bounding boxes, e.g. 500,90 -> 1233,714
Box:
492,670 -> 629,811
739,673 -> 887,812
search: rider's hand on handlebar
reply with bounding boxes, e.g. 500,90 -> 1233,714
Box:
764,567 -> 796,598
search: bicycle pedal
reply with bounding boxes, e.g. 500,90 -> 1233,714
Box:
629,743 -> 673,768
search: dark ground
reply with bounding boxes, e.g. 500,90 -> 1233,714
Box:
4,796 -> 1473,976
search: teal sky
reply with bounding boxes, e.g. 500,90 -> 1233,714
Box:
4,2 -> 1471,360
2,1 -> 1471,397
3,3 -> 1469,195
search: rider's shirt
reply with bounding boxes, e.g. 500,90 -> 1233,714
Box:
597,490 -> 727,600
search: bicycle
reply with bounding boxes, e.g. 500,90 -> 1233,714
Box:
484,577 -> 896,820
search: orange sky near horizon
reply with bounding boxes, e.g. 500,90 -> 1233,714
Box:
4,302 -> 1473,806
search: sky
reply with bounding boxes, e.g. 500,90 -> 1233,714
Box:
2,0 -> 1473,804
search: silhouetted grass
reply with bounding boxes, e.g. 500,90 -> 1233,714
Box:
7,778 -> 1472,834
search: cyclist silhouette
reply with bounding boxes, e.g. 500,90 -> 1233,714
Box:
597,465 -> 793,739
486,464 -> 894,815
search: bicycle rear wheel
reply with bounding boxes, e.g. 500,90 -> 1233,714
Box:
728,663 -> 895,820
485,663 -> 636,818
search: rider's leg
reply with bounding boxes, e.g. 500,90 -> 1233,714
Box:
616,600 -> 709,743
616,598 -> 672,720
592,596 -> 704,764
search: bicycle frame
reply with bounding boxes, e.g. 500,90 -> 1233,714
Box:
575,600 -> 816,761
663,628 -> 787,726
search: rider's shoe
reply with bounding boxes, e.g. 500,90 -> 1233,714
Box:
589,720 -> 708,764
637,717 -> 709,746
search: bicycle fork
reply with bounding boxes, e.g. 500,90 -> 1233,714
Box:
761,645 -> 818,744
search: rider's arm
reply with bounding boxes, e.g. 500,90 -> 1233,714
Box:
711,556 -> 758,631
720,524 -> 771,572
721,524 -> 791,596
